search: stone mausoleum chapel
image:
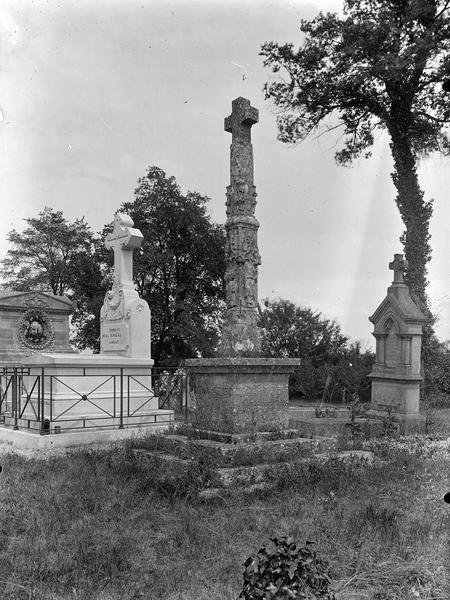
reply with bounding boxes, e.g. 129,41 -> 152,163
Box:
0,96 -> 428,453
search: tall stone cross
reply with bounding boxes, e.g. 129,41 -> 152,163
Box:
105,213 -> 143,291
389,253 -> 408,284
218,97 -> 262,356
224,97 -> 259,143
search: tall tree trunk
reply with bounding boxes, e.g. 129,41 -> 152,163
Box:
389,125 -> 435,366
389,128 -> 433,309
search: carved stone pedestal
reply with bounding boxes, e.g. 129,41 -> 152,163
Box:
185,358 -> 301,434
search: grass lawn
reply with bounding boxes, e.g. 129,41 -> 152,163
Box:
0,433 -> 448,600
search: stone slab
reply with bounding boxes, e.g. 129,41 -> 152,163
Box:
22,352 -> 154,369
0,422 -> 173,457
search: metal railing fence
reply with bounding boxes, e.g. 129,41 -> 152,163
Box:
0,364 -> 187,434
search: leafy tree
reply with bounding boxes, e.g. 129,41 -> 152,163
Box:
259,298 -> 348,364
0,207 -> 109,351
331,341 -> 375,403
69,238 -> 110,352
261,0 -> 450,349
117,166 -> 226,365
1,207 -> 95,296
258,298 -> 376,401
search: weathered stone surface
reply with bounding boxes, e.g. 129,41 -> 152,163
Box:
218,97 -> 262,356
185,358 -> 301,433
367,254 -> 426,430
100,213 -> 151,360
0,290 -> 74,363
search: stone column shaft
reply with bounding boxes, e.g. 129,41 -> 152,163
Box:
218,97 -> 262,356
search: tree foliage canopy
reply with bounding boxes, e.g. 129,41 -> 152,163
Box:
259,298 -> 374,401
261,0 -> 450,328
118,166 -> 226,364
0,170 -> 226,363
1,207 -> 95,296
262,0 -> 450,164
258,298 -> 349,364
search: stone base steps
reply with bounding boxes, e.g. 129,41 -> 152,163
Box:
132,435 -> 374,499
0,422 -> 173,456
0,410 -> 174,435
134,430 -> 336,467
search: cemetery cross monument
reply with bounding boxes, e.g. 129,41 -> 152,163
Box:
100,213 -> 151,359
185,97 -> 300,435
218,97 -> 262,356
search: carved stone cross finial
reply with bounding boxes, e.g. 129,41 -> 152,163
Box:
224,97 -> 259,143
389,253 -> 408,284
105,213 -> 143,288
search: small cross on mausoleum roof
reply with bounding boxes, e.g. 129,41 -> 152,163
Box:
224,97 -> 259,143
389,253 -> 408,284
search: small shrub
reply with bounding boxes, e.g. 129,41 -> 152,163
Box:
381,407 -> 401,438
239,536 -> 335,599
314,406 -> 337,418
344,392 -> 369,445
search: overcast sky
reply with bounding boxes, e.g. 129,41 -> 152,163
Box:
1,0 -> 449,349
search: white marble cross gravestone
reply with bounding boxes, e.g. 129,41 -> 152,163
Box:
106,213 -> 143,293
100,213 -> 151,359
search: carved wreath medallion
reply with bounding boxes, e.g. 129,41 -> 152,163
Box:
18,308 -> 55,355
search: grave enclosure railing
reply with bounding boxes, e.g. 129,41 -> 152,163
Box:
0,364 -> 188,434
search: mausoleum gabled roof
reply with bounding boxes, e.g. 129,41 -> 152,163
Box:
0,290 -> 73,310
369,284 -> 426,326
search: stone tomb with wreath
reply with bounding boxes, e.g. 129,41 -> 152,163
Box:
0,290 -> 74,364
2,213 -> 173,445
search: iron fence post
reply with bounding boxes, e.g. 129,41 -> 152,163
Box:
40,368 -> 45,434
119,368 -> 124,429
37,370 -> 40,422
13,367 -> 18,430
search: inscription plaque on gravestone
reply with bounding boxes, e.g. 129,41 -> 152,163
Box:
101,322 -> 129,352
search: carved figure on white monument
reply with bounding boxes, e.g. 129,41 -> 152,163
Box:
103,287 -> 124,321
